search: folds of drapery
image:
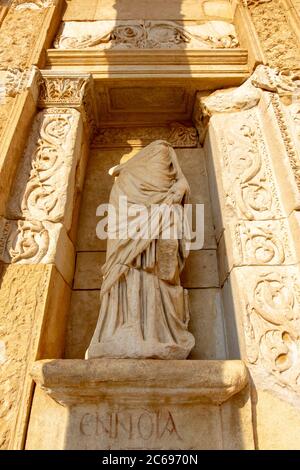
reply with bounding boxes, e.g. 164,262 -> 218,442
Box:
100,141 -> 191,298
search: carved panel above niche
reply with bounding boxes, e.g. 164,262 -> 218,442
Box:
97,84 -> 196,125
54,20 -> 239,50
108,86 -> 188,112
92,123 -> 198,148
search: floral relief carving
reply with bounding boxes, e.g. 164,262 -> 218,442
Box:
2,68 -> 27,98
234,220 -> 295,265
12,0 -> 55,9
38,75 -> 98,139
7,109 -> 81,230
8,220 -> 49,263
92,123 -> 198,148
0,218 -> 49,264
0,217 -> 73,272
39,77 -> 87,105
168,123 -> 198,147
53,20 -> 239,50
244,270 -> 300,394
220,111 -> 282,220
251,65 -> 300,95
0,66 -> 38,98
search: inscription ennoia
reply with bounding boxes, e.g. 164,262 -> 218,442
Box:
79,409 -> 182,442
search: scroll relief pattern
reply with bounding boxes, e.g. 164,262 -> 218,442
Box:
0,218 -> 68,265
219,109 -> 283,221
2,108 -> 81,266
243,269 -> 300,395
207,84 -> 300,395
53,20 -> 239,50
232,219 -> 295,266
7,109 -> 80,225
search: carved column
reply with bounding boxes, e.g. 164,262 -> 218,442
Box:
0,73 -> 98,450
194,64 -> 300,448
0,0 -> 66,211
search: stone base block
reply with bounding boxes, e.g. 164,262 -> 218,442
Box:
28,359 -> 253,450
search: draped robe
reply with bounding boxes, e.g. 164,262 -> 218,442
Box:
86,140 -> 195,359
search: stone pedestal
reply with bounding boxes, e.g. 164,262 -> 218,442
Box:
27,359 -> 253,450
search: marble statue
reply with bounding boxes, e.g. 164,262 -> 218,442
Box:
86,140 -> 195,359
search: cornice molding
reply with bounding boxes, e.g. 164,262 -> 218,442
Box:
193,64 -> 300,142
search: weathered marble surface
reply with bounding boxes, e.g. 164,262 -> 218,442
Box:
62,0 -> 236,22
27,359 -> 252,450
54,20 -> 239,50
0,264 -> 70,449
0,217 -> 75,284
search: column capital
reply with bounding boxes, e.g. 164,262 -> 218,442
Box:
38,71 -> 99,139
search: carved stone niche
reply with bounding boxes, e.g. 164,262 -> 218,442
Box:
28,359 -> 253,450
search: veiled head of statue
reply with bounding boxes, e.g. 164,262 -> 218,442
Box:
110,140 -> 190,206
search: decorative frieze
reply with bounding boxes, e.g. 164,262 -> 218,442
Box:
11,0 -> 57,9
53,20 -> 239,50
92,123 -> 198,149
7,108 -> 82,231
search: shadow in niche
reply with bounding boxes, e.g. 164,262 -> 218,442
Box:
102,0 -> 197,135
60,0 -> 249,451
